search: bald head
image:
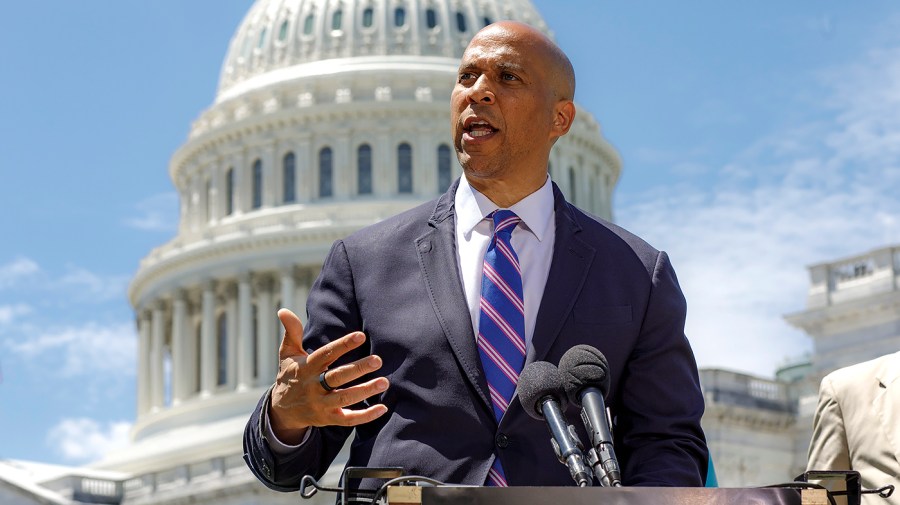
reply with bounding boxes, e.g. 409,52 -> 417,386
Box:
468,21 -> 576,101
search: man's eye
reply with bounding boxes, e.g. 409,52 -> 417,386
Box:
501,73 -> 518,81
458,72 -> 475,82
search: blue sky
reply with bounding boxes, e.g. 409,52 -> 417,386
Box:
2,1 -> 899,466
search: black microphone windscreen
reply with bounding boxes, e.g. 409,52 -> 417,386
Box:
559,344 -> 611,406
517,361 -> 567,420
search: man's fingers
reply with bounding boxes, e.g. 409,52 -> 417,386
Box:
307,331 -> 367,370
318,376 -> 390,427
278,308 -> 306,358
332,404 -> 389,427
322,355 -> 383,390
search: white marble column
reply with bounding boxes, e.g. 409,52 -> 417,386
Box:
200,282 -> 216,397
375,132 -> 391,196
256,277 -> 276,387
226,286 -> 239,390
171,293 -> 187,405
136,311 -> 151,417
295,274 -> 310,327
237,274 -> 254,391
150,303 -> 165,411
280,268 -> 295,313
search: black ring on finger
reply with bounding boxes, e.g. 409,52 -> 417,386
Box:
319,371 -> 336,392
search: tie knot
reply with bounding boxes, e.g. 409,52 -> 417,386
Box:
491,209 -> 521,237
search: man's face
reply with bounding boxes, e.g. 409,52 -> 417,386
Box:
450,27 -> 559,182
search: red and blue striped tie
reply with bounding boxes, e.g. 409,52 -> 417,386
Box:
478,210 -> 526,487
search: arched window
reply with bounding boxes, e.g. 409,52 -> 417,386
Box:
426,8 -> 437,29
252,304 -> 259,379
319,147 -> 333,198
303,13 -> 315,35
216,313 -> 228,386
456,12 -> 467,32
568,167 -> 576,205
358,144 -> 373,195
283,152 -> 296,203
278,20 -> 290,42
483,16 -> 492,27
394,7 -> 406,27
332,9 -> 343,30
205,179 -> 213,222
252,159 -> 263,209
258,27 -> 268,49
195,323 -> 202,394
437,144 -> 452,192
398,143 -> 413,193
163,346 -> 172,406
362,7 -> 374,27
225,168 -> 235,215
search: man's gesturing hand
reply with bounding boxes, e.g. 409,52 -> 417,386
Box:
268,308 -> 389,445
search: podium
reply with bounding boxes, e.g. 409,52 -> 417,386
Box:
386,486 -> 820,505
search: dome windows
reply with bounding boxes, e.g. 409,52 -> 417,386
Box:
483,16 -> 493,27
426,8 -> 438,29
398,143 -> 413,193
257,27 -> 268,49
303,13 -> 315,35
319,147 -> 333,198
456,12 -> 468,33
362,6 -> 374,28
216,313 -> 228,386
332,9 -> 343,31
283,152 -> 296,203
278,19 -> 289,42
225,168 -> 235,216
437,144 -> 452,192
252,159 -> 263,209
394,6 -> 407,27
358,144 -> 373,195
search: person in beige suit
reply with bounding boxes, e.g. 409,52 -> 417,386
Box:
807,351 -> 900,505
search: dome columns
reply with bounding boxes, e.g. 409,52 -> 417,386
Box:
131,267 -> 317,433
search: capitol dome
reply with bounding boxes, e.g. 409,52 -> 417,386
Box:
103,0 -> 621,499
216,0 -> 552,102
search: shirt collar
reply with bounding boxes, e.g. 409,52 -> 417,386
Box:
455,174 -> 554,241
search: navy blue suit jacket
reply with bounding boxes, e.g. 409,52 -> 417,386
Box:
244,180 -> 708,490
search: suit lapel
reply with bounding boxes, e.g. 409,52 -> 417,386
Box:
873,351 -> 900,468
528,184 -> 595,365
415,181 -> 492,415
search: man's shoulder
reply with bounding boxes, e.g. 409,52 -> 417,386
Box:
823,352 -> 898,394
566,204 -> 663,267
342,197 -> 442,246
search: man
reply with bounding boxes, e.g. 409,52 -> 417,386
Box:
807,351 -> 900,505
244,21 -> 708,491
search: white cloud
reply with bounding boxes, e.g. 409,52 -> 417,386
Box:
124,192 -> 178,232
6,321 -> 137,377
46,418 -> 132,463
0,303 -> 32,325
59,267 -> 130,302
617,33 -> 900,377
0,257 -> 40,289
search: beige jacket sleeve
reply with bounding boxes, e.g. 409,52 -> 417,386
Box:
807,374 -> 851,471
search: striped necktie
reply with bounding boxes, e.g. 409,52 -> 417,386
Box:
477,209 -> 526,487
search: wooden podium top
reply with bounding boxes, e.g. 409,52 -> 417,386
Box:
387,485 -> 825,505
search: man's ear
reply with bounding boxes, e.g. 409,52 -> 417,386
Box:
551,100 -> 576,138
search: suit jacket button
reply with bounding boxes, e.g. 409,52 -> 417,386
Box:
496,433 -> 510,449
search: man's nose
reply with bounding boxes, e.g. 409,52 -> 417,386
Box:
467,75 -> 495,104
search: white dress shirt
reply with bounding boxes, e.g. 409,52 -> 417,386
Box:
454,174 -> 556,348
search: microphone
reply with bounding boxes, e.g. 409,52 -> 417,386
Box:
559,345 -> 622,487
518,361 -> 593,487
